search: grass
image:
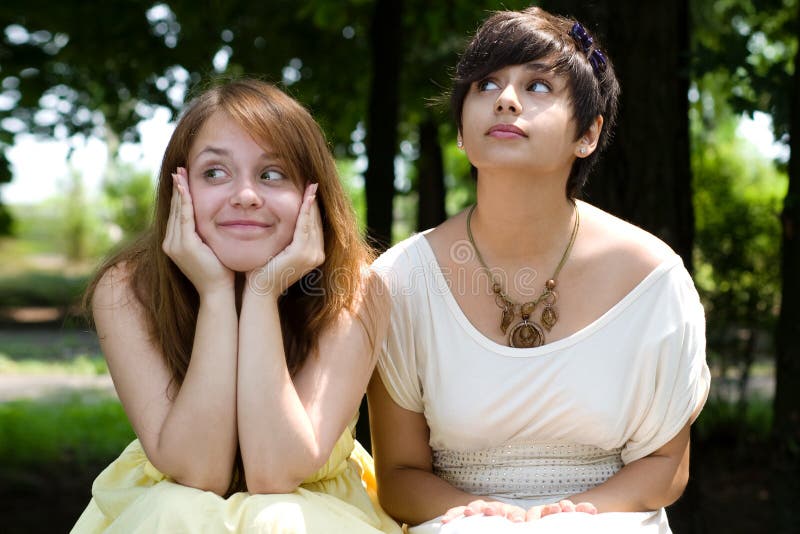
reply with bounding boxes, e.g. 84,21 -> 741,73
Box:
0,271 -> 89,308
0,353 -> 107,374
0,329 -> 100,362
0,394 -> 133,469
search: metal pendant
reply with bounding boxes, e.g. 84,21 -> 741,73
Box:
508,319 -> 544,348
541,305 -> 558,331
500,307 -> 515,333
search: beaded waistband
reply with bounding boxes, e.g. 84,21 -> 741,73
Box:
432,442 -> 623,503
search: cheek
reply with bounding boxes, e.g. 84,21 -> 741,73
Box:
188,187 -> 217,238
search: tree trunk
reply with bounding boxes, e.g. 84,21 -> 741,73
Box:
359,0 -> 403,453
542,0 -> 694,269
417,116 -> 447,231
364,0 -> 403,252
771,4 -> 800,529
543,2 -> 700,531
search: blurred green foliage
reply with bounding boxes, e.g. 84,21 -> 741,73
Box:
0,271 -> 88,307
102,165 -> 155,240
0,395 -> 133,469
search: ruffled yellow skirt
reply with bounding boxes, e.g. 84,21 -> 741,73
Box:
71,423 -> 401,534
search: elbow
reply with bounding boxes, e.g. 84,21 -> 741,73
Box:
664,467 -> 691,507
160,463 -> 232,496
245,472 -> 304,495
644,463 -> 690,510
375,469 -> 408,523
175,473 -> 232,497
149,453 -> 232,496
242,442 -> 327,495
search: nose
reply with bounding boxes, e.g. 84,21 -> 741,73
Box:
495,85 -> 521,114
230,180 -> 263,208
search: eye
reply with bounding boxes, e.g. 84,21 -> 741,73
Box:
477,79 -> 500,91
260,169 -> 286,182
202,168 -> 227,181
528,81 -> 551,93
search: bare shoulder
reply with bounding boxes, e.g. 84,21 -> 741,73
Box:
420,209 -> 468,259
576,201 -> 677,286
91,261 -> 140,315
91,261 -> 154,364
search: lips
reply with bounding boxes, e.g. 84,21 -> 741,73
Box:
217,219 -> 272,237
486,123 -> 528,138
219,219 -> 269,228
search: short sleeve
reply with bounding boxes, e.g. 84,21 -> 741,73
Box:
372,243 -> 425,413
621,266 -> 711,464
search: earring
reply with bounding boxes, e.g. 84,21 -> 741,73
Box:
579,147 -> 587,155
457,138 -> 464,149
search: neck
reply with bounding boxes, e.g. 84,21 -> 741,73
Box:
470,168 -> 576,262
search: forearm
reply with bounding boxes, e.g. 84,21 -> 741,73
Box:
379,466 -> 487,526
154,289 -> 238,493
569,449 -> 690,512
237,291 -> 322,493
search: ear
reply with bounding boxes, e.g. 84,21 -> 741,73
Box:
575,115 -> 604,158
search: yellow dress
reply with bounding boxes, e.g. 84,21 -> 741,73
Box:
71,420 -> 401,533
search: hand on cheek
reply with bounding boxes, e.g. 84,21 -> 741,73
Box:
247,182 -> 325,296
162,167 -> 234,296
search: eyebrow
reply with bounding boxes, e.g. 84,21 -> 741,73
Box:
523,62 -> 556,74
193,146 -> 279,161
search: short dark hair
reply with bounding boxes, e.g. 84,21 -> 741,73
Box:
451,6 -> 620,198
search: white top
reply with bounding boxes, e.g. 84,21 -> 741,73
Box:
373,233 -> 710,533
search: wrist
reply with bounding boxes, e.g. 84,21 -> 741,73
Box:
245,265 -> 286,298
198,284 -> 236,305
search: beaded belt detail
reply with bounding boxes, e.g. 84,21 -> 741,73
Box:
432,442 -> 623,502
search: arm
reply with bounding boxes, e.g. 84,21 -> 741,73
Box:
568,422 -> 692,512
97,171 -> 238,495
236,186 -> 380,493
367,373 -> 487,525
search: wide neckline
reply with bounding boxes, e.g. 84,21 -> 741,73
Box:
415,232 -> 682,358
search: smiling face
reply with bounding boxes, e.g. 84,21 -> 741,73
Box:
460,61 -> 583,179
187,110 -> 303,272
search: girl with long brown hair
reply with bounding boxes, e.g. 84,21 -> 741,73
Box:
72,78 -> 400,533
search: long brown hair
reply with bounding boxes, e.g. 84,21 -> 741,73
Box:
85,78 -> 373,396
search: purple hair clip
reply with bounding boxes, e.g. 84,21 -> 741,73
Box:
589,50 -> 607,74
569,22 -> 606,76
569,23 -> 593,52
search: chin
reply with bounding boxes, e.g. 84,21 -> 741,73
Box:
218,254 -> 271,273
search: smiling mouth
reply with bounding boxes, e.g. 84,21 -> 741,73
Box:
217,221 -> 272,234
486,124 -> 528,138
219,220 -> 270,227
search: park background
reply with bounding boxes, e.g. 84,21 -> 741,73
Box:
0,0 -> 797,532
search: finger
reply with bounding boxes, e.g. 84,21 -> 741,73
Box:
163,174 -> 180,250
508,508 -> 525,523
482,502 -> 503,516
302,183 -> 319,232
441,506 -> 466,524
176,167 -> 196,231
464,499 -> 487,516
526,505 -> 544,521
291,184 -> 316,241
575,502 -> 597,514
558,500 -> 576,513
540,503 -> 562,517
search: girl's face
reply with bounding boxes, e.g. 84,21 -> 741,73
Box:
186,110 -> 304,272
460,62 -> 583,178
